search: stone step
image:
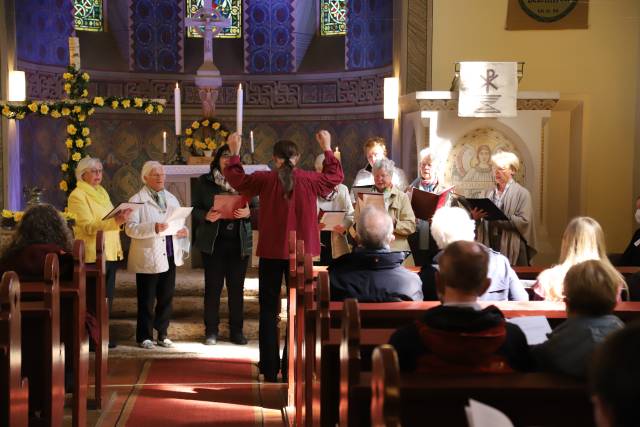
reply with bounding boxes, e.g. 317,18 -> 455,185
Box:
111,295 -> 261,319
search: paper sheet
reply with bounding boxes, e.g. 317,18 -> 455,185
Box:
466,399 -> 514,427
506,316 -> 552,345
159,207 -> 193,236
319,211 -> 346,230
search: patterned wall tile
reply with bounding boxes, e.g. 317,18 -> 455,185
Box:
345,0 -> 393,70
16,0 -> 74,66
244,0 -> 295,73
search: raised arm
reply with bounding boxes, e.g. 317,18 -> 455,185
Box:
313,130 -> 344,196
223,132 -> 266,197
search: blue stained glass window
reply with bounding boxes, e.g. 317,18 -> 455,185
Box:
74,0 -> 103,32
186,0 -> 242,39
320,0 -> 346,36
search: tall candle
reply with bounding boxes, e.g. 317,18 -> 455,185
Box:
162,131 -> 167,154
334,146 -> 341,162
236,84 -> 243,135
250,130 -> 254,153
174,83 -> 181,135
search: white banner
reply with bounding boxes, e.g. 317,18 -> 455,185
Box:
458,62 -> 518,118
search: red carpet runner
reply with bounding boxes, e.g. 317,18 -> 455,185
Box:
120,358 -> 262,426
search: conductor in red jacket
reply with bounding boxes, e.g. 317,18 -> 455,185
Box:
224,129 -> 344,382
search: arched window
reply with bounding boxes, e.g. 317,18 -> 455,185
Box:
74,0 -> 104,32
186,0 -> 242,39
320,0 -> 346,36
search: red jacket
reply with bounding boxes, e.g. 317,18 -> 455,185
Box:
224,150 -> 344,259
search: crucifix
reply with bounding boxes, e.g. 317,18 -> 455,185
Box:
0,36 -> 165,204
185,0 -> 230,118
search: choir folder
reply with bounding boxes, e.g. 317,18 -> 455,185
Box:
410,186 -> 454,221
213,194 -> 247,219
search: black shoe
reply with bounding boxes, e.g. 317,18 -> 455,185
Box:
205,334 -> 218,345
108,340 -> 118,349
230,334 -> 248,345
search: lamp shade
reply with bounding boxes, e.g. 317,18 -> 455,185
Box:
383,77 -> 399,119
8,71 -> 26,102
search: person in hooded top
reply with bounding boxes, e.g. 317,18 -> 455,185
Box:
388,240 -> 532,373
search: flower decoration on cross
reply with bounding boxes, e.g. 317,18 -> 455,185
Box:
0,65 -> 166,196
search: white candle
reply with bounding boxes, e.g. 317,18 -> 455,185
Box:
162,131 -> 167,154
236,84 -> 243,135
334,146 -> 341,161
174,83 -> 181,135
250,130 -> 254,153
68,36 -> 81,70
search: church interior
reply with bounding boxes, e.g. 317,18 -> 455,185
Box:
1,0 -> 640,426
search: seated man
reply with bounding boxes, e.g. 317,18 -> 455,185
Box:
389,240 -> 532,372
590,321 -> 640,427
422,206 -> 528,301
328,205 -> 423,301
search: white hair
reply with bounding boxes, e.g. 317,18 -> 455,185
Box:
358,205 -> 394,249
314,153 -> 325,172
418,147 -> 433,163
75,156 -> 102,181
372,157 -> 395,176
431,206 -> 476,249
491,151 -> 520,172
141,161 -> 164,183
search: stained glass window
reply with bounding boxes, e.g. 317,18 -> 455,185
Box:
320,0 -> 346,36
186,0 -> 242,39
74,0 -> 103,32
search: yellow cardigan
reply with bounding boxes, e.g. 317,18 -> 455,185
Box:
67,184 -> 123,263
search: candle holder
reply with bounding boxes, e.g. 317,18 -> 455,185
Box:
169,134 -> 187,165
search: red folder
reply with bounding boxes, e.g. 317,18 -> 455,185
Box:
410,186 -> 454,221
213,194 -> 247,219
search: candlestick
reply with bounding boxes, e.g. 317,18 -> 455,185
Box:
250,130 -> 254,153
169,134 -> 187,165
174,83 -> 182,135
334,146 -> 341,162
236,84 -> 243,135
162,131 -> 167,154
68,36 -> 81,70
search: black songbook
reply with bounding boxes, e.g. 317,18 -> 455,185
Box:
456,196 -> 509,221
410,186 -> 454,221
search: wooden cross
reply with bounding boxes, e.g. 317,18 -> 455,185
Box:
0,38 -> 165,198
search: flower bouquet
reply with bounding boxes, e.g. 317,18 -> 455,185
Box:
184,119 -> 230,162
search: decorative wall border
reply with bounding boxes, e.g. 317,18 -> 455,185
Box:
19,62 -> 391,111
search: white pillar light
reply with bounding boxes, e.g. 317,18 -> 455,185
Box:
8,70 -> 26,102
384,77 -> 399,119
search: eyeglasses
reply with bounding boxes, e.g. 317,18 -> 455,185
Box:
88,168 -> 103,174
148,173 -> 165,178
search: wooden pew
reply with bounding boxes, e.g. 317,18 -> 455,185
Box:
21,241 -> 88,427
84,230 -> 108,408
0,271 -> 28,427
369,345 -> 593,427
20,253 -> 65,427
286,231 -> 296,421
293,240 -> 305,427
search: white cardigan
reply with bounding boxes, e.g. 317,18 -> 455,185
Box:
125,187 -> 189,274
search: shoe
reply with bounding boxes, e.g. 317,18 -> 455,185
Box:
108,340 -> 118,349
138,339 -> 155,349
157,338 -> 174,348
204,334 -> 218,345
230,334 -> 248,345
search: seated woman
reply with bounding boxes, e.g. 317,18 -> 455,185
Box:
315,153 -> 354,264
353,157 -> 416,265
531,260 -> 624,378
0,204 -> 74,279
533,216 -> 626,301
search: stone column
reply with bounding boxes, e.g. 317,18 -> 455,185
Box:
0,1 -> 17,209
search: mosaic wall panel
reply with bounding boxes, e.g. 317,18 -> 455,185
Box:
19,114 -> 391,209
16,0 -> 74,66
320,0 -> 346,36
244,0 -> 295,74
345,0 -> 393,70
130,0 -> 184,72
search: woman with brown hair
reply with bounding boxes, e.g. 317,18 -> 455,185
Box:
224,130 -> 343,382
